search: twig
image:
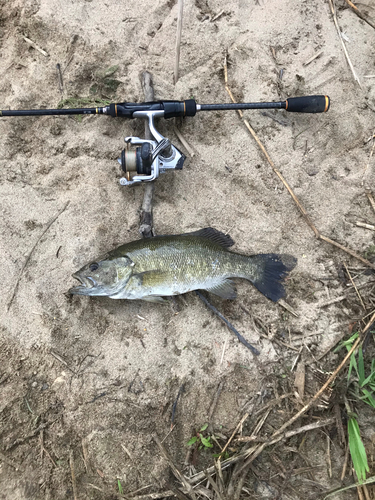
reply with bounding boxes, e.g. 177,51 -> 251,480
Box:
366,189 -> 375,215
363,133 -> 375,179
7,201 -> 70,311
236,417 -> 335,442
23,36 -> 49,57
196,291 -> 260,355
278,299 -> 298,317
341,443 -> 349,481
174,0 -> 184,85
356,221 -> 375,231
139,72 -> 155,238
70,451 -> 78,500
153,435 -> 197,500
303,50 -> 324,66
327,434 -> 332,478
343,262 -> 366,309
218,412 -> 249,460
208,381 -> 224,422
327,0 -> 361,86
343,0 -> 375,31
171,384 -> 185,428
174,126 -> 195,157
220,340 -> 227,364
56,64 -> 64,93
319,235 -> 375,270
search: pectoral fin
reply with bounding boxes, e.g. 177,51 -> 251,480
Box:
205,279 -> 237,299
133,270 -> 168,287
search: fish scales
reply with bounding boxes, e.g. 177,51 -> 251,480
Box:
69,228 -> 297,302
113,236 -> 258,296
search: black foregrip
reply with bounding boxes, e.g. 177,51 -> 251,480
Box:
163,99 -> 196,119
285,95 -> 330,113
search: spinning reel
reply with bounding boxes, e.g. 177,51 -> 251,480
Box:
0,95 -> 330,186
118,109 -> 185,186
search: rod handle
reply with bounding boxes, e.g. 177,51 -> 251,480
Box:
285,95 -> 330,113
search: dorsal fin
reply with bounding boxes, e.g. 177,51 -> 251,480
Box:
183,227 -> 234,248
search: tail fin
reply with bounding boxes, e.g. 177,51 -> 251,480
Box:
251,254 -> 297,302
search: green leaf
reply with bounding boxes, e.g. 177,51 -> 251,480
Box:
200,423 -> 208,432
358,347 -> 365,386
200,437 -> 213,448
104,65 -> 119,77
334,332 -> 359,353
361,388 -> 375,409
348,417 -> 369,482
186,436 -> 197,446
118,480 -> 123,494
361,368 -> 375,388
348,351 -> 359,382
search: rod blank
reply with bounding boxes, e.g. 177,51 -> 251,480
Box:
0,95 -> 330,119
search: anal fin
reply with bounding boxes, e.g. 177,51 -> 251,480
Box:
141,296 -> 168,304
205,279 -> 237,299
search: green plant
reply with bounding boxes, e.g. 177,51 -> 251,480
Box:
335,333 -> 374,482
336,334 -> 375,407
187,423 -> 213,450
118,479 -> 123,494
348,416 -> 369,482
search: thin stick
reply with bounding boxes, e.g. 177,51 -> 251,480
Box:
341,444 -> 349,481
174,126 -> 195,157
7,201 -> 70,311
328,0 -> 361,86
343,0 -> 375,30
208,381 -> 224,422
343,262 -> 366,309
196,291 -> 260,355
218,412 -> 249,461
153,435 -> 197,500
171,384 -> 185,428
174,0 -> 184,85
139,72 -> 155,238
366,189 -> 375,215
237,417 -> 335,442
56,64 -> 64,93
69,450 -> 78,500
319,235 -> 375,270
327,434 -> 332,478
23,36 -> 49,57
356,222 -> 375,231
303,50 -> 324,66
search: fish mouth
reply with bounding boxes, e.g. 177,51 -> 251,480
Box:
69,273 -> 99,295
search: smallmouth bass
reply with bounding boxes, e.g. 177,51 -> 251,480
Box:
69,228 -> 296,303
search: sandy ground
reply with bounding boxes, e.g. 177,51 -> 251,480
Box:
1,0 -> 375,498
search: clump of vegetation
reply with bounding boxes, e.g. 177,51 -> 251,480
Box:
335,333 -> 375,482
89,65 -> 122,97
187,423 -> 214,451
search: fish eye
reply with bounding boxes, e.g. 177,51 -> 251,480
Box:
89,263 -> 99,271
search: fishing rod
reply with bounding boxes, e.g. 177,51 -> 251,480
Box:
0,95 -> 330,186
